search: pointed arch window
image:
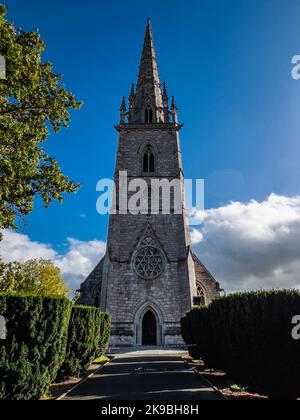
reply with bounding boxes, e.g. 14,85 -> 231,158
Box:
145,107 -> 153,123
143,145 -> 155,173
94,289 -> 101,308
193,285 -> 206,306
133,225 -> 165,280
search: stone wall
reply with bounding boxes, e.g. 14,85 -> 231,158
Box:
78,126 -> 221,346
193,254 -> 221,304
78,259 -> 104,306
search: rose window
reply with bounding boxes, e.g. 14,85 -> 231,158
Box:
134,246 -> 164,279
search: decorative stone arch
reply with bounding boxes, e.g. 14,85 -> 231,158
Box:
133,301 -> 165,346
92,284 -> 102,307
138,142 -> 159,176
144,97 -> 155,124
131,223 -> 167,280
137,141 -> 159,156
144,106 -> 153,123
196,282 -> 209,306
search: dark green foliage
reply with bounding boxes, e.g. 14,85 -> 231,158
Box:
181,307 -> 204,359
181,290 -> 300,400
0,6 -> 81,232
181,306 -> 219,365
99,312 -> 111,355
0,294 -> 71,400
180,315 -> 192,354
59,306 -> 101,377
0,294 -> 111,398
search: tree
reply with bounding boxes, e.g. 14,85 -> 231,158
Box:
0,258 -> 70,297
0,4 -> 82,232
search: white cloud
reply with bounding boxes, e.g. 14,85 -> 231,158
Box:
0,231 -> 106,294
54,238 -> 106,293
0,230 -> 56,262
192,194 -> 300,293
190,229 -> 203,245
1,193 -> 300,296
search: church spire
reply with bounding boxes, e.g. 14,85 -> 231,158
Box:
129,19 -> 164,124
136,18 -> 161,91
117,19 -> 181,127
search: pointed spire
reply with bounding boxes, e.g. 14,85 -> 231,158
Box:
120,96 -> 127,112
136,18 -> 161,89
119,96 -> 127,124
171,96 -> 177,111
162,82 -> 169,123
129,83 -> 135,99
127,84 -> 135,122
129,83 -> 135,110
118,19 -> 180,127
162,82 -> 168,99
131,19 -> 164,123
171,96 -> 178,124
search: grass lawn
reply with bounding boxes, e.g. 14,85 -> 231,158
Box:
93,356 -> 109,364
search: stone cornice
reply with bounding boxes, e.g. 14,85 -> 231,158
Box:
114,123 -> 184,132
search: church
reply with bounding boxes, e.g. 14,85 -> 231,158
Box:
78,20 -> 221,346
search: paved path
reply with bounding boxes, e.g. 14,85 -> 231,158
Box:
63,350 -> 222,401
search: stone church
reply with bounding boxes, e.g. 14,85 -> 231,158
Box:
78,20 -> 221,346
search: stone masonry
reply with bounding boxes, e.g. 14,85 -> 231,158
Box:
78,20 -> 221,346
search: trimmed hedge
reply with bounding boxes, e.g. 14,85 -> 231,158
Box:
99,312 -> 111,356
181,290 -> 300,400
0,294 -> 71,400
58,305 -> 101,377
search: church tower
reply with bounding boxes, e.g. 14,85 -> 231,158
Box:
79,20 -> 220,346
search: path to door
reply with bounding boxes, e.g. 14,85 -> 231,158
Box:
62,350 -> 222,401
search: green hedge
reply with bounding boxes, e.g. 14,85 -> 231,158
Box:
58,305 -> 101,377
99,312 -> 111,356
181,290 -> 300,400
0,294 -> 71,400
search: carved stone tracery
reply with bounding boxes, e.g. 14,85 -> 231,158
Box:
134,225 -> 165,280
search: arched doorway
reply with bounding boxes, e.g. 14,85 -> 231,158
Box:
134,302 -> 164,346
142,310 -> 157,345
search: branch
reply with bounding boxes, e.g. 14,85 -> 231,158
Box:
0,105 -> 50,115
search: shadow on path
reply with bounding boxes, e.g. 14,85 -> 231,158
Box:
63,351 -> 222,401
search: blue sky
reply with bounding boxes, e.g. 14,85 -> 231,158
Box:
2,0 -> 300,293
